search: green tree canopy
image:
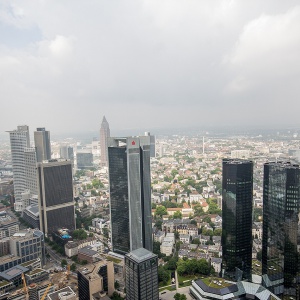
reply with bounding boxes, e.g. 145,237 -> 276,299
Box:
155,206 -> 168,217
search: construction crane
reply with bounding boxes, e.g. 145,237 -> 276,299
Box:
21,273 -> 29,300
40,283 -> 52,300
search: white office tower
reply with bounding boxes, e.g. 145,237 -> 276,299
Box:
7,126 -> 30,211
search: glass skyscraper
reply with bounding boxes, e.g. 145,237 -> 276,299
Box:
34,127 -> 51,163
37,159 -> 75,235
262,161 -> 300,295
125,248 -> 159,300
222,158 -> 253,281
108,136 -> 152,255
100,116 -> 110,167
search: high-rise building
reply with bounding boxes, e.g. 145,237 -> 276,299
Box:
125,248 -> 159,300
34,128 -> 51,162
100,116 -> 110,167
108,136 -> 152,255
222,159 -> 253,281
145,132 -> 156,158
77,260 -> 114,300
37,159 -> 75,235
77,151 -> 93,169
24,147 -> 38,197
7,125 -> 30,211
262,161 -> 300,295
60,145 -> 74,161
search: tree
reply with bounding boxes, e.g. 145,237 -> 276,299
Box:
213,228 -> 222,236
257,250 -> 262,261
173,211 -> 182,219
165,257 -> 178,270
61,259 -> 67,267
70,263 -> 77,272
174,294 -> 187,300
190,219 -> 197,226
158,266 -> 170,284
72,229 -> 88,240
155,219 -> 163,230
155,206 -> 167,217
192,238 -> 200,245
114,280 -> 120,289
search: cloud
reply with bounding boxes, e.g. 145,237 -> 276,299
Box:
225,6 -> 300,94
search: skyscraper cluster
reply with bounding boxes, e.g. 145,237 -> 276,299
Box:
8,126 -> 75,236
222,159 -> 300,296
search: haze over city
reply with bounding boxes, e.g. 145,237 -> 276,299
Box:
1,0 -> 300,135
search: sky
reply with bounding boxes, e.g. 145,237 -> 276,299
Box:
0,0 -> 300,136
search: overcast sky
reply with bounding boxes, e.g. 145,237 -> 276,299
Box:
1,0 -> 300,136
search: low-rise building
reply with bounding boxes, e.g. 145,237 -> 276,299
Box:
160,242 -> 173,256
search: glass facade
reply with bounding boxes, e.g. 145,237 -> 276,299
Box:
38,161 -> 75,235
222,159 -> 253,280
262,162 -> 300,294
125,249 -> 159,300
108,136 -> 152,255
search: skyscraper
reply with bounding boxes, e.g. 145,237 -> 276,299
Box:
37,159 -> 75,235
100,116 -> 110,167
222,158 -> 253,281
125,248 -> 159,300
34,127 -> 51,162
262,161 -> 300,295
108,136 -> 152,255
7,126 -> 30,211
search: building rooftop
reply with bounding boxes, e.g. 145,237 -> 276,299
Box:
47,286 -> 76,300
0,265 -> 29,281
127,247 -> 155,262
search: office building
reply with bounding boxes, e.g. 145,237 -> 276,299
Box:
222,159 -> 253,281
145,132 -> 156,158
77,260 -> 114,300
60,145 -> 74,161
100,116 -> 110,167
34,127 -> 51,162
37,159 -> 75,235
7,125 -> 30,210
108,136 -> 152,255
125,248 -> 159,300
262,162 -> 300,295
24,147 -> 38,197
77,151 -> 93,169
9,229 -> 45,266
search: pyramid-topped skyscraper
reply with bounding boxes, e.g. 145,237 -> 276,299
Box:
100,116 -> 110,167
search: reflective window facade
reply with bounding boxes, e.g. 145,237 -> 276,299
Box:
38,160 -> 75,235
222,159 -> 253,280
108,136 -> 152,255
125,248 -> 159,300
262,162 -> 300,294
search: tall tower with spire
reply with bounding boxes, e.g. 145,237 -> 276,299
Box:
100,116 -> 110,167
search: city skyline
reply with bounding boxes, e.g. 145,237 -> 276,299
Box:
1,1 -> 300,133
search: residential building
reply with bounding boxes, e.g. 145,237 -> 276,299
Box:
100,116 -> 110,167
222,159 -> 253,281
34,127 -> 51,163
262,161 -> 300,295
160,241 -> 173,256
77,260 -> 114,299
7,125 -> 30,211
108,136 -> 152,254
37,159 -> 75,235
125,248 -> 159,300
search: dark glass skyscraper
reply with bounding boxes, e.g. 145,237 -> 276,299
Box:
125,248 -> 159,300
262,161 -> 300,295
37,159 -> 75,235
222,159 -> 253,281
108,136 -> 152,255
